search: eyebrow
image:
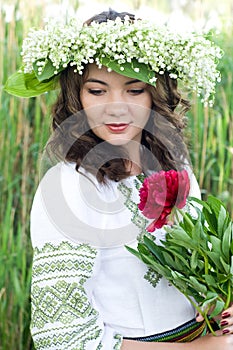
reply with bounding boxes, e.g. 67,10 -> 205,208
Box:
84,78 -> 142,86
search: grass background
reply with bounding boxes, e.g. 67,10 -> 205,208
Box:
0,0 -> 232,348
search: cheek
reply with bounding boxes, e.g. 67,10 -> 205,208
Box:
80,90 -> 106,111
84,109 -> 104,130
139,95 -> 152,122
145,94 -> 153,109
129,105 -> 151,125
84,111 -> 97,128
80,94 -> 102,126
80,91 -> 90,110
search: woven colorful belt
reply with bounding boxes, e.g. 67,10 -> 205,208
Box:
123,318 -> 207,343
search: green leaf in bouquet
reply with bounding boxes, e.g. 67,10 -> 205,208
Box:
230,256 -> 233,276
209,235 -> 222,253
140,253 -> 161,268
187,290 -> 205,304
231,239 -> 233,256
203,274 -> 218,287
143,236 -> 166,264
206,251 -> 222,270
188,276 -> 207,294
125,245 -> 144,261
215,273 -> 231,285
179,211 -> 196,235
191,221 -> 202,242
217,205 -> 228,237
221,223 -> 233,263
197,259 -> 205,270
164,247 -> 191,270
190,250 -> 199,270
171,271 -> 189,291
202,199 -> 219,235
146,258 -> 173,278
137,243 -> 151,256
203,196 -> 227,237
210,299 -> 225,318
199,292 -> 219,318
191,220 -> 208,250
220,256 -> 231,274
205,291 -> 219,300
166,227 -> 200,251
137,249 -> 161,268
161,251 -> 177,269
134,243 -> 170,276
201,292 -> 218,309
188,196 -> 212,213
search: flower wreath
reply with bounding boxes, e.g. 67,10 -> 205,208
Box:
4,15 -> 223,105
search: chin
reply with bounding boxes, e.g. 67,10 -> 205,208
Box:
105,138 -> 132,146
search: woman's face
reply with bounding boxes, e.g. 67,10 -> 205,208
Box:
80,63 -> 152,146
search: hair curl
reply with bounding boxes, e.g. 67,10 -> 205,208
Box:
46,9 -> 191,183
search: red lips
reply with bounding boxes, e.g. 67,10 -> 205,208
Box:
105,123 -> 129,132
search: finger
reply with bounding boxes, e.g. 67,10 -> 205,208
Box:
222,305 -> 233,319
219,323 -> 233,335
214,328 -> 225,336
196,313 -> 204,322
220,317 -> 233,328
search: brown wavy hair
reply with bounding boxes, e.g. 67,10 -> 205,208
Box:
46,9 -> 191,183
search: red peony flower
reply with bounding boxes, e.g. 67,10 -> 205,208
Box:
138,169 -> 190,232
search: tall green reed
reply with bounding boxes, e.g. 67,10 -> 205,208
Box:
188,28 -> 233,216
0,2 -> 56,348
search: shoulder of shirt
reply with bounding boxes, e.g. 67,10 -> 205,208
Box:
39,161 -> 96,185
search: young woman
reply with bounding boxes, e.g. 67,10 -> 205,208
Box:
5,9 -> 233,350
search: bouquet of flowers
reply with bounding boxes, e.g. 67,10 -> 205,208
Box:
127,170 -> 233,335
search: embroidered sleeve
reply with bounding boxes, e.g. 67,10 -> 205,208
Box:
30,164 -> 123,349
30,241 -> 123,349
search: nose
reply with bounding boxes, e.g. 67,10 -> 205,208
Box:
104,101 -> 129,117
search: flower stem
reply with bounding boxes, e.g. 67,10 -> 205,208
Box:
203,254 -> 209,275
224,280 -> 232,309
175,208 -> 194,229
184,294 -> 216,336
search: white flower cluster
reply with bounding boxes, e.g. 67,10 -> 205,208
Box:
21,16 -> 223,104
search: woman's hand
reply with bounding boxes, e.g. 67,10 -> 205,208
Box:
122,333 -> 233,350
219,305 -> 233,335
190,332 -> 233,350
196,304 -> 233,335
122,307 -> 233,350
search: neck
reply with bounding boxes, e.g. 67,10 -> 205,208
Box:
123,142 -> 142,176
127,162 -> 142,176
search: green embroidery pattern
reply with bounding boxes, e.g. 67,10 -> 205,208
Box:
96,342 -> 104,350
31,281 -> 97,328
118,177 -> 161,288
33,319 -> 102,350
31,241 -> 104,349
144,268 -> 162,288
118,176 -> 156,242
113,334 -> 123,349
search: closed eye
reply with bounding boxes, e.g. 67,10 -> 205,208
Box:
88,89 -> 105,96
128,89 -> 145,95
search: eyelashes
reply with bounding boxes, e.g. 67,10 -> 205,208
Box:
88,89 -> 104,96
87,89 -> 145,96
128,89 -> 145,95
